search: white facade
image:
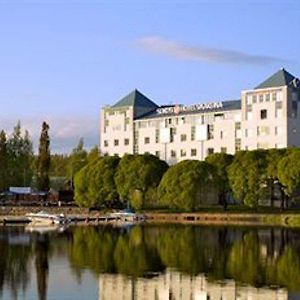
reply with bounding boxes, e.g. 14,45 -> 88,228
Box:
100,69 -> 300,164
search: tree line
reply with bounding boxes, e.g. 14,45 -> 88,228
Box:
74,148 -> 300,211
0,121 -> 99,193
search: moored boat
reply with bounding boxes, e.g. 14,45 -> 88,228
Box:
26,211 -> 70,226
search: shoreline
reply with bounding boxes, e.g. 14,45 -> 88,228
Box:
1,206 -> 300,227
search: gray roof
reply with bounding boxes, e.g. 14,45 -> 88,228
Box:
255,68 -> 297,89
136,100 -> 241,120
112,89 -> 158,119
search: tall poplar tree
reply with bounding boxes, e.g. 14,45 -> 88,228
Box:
36,122 -> 51,191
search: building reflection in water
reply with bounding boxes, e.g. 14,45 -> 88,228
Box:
99,270 -> 288,300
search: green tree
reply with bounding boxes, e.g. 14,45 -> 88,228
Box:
266,148 -> 286,208
7,121 -> 34,187
73,163 -> 91,207
0,130 -> 8,191
206,152 -> 233,210
278,148 -> 300,208
36,122 -> 51,191
158,160 -> 215,211
87,146 -> 100,163
74,156 -> 120,208
228,150 -> 268,208
115,154 -> 168,210
68,138 -> 87,188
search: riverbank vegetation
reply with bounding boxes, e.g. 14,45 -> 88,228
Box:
73,148 -> 300,212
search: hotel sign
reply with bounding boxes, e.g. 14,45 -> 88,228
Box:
156,102 -> 223,115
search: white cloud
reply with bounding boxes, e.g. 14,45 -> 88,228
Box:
0,115 -> 99,154
136,36 -> 286,65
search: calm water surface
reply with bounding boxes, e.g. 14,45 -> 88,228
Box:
1,224 -> 300,300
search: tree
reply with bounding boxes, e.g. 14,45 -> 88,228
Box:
68,138 -> 87,188
278,148 -> 300,208
266,148 -> 286,208
7,121 -> 34,187
206,153 -> 233,210
228,150 -> 268,208
87,146 -> 100,163
36,122 -> 51,191
158,160 -> 216,211
74,156 -> 120,208
115,154 -> 168,210
0,130 -> 8,191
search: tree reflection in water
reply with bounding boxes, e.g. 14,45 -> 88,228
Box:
68,225 -> 300,292
1,224 -> 300,299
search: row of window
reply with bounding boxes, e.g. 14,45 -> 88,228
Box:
246,91 -> 282,105
104,139 -> 130,147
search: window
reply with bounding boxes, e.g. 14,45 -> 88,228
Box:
260,109 -> 267,119
155,151 -> 160,158
265,94 -> 270,102
170,128 -> 176,142
221,147 -> 227,153
235,139 -> 241,151
252,95 -> 257,103
272,92 -> 277,101
220,131 -> 223,139
191,126 -> 195,141
155,129 -> 160,143
245,129 -> 248,138
208,124 -> 214,140
105,119 -> 109,126
124,139 -> 129,145
180,134 -> 187,142
257,126 -> 270,136
191,149 -> 197,156
246,95 -> 252,105
144,137 -> 150,144
104,140 -> 108,147
180,149 -> 186,157
259,94 -> 264,103
170,150 -> 176,157
114,139 -> 119,146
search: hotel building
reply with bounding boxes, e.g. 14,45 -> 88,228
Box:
100,69 -> 300,164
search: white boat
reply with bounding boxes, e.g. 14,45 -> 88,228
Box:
109,209 -> 145,223
26,211 -> 70,226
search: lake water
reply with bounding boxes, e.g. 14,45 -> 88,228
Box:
1,224 -> 300,300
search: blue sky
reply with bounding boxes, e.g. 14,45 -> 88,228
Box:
0,0 -> 299,153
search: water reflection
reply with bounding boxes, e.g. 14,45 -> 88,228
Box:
99,271 -> 288,300
1,225 -> 300,299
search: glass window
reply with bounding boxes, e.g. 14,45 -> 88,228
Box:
144,137 -> 150,144
104,140 -> 108,147
259,94 -> 264,103
170,150 -> 176,157
124,139 -> 129,145
260,109 -> 267,119
265,94 -> 270,102
191,149 -> 197,156
155,129 -> 160,143
208,124 -> 214,140
155,151 -> 160,158
180,149 -> 186,157
191,126 -> 196,141
252,95 -> 257,103
114,139 -> 119,146
180,134 -> 187,142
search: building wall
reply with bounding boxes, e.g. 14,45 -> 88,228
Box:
132,109 -> 240,164
100,106 -> 134,156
